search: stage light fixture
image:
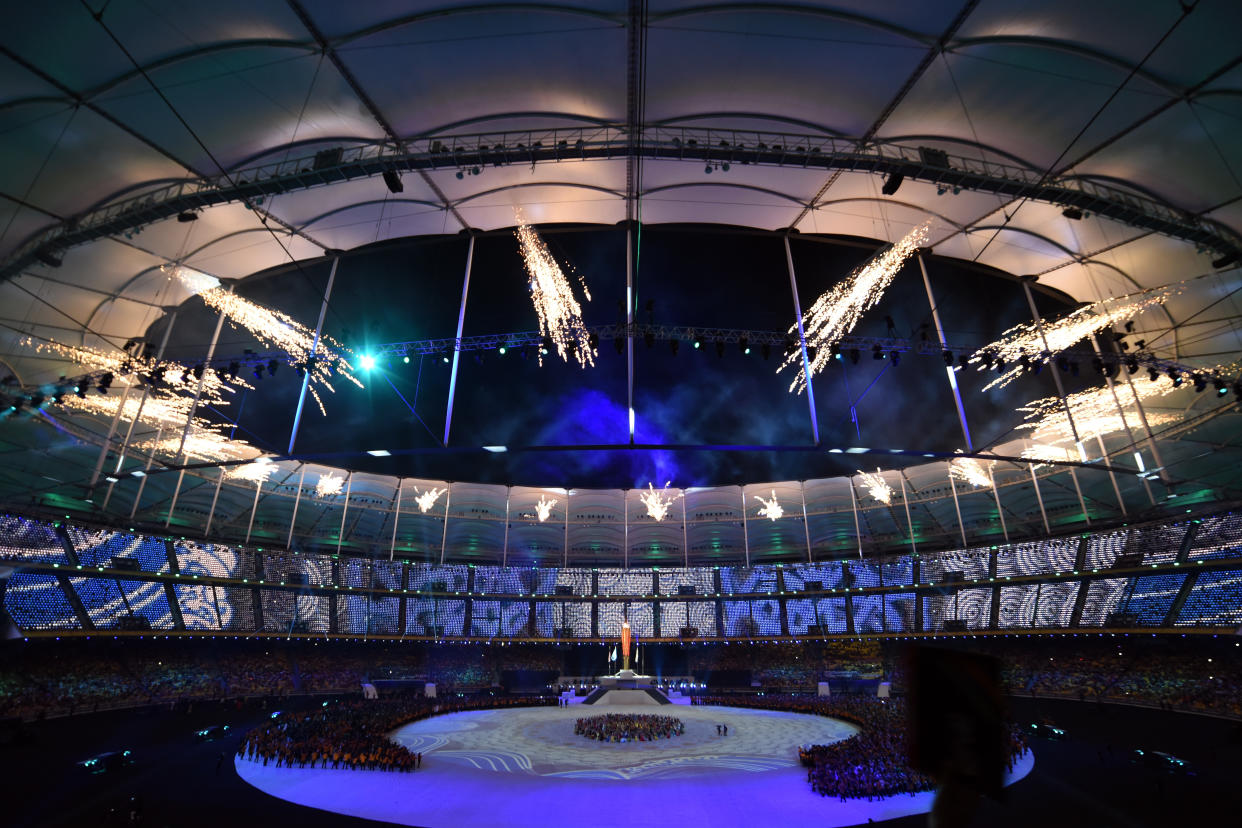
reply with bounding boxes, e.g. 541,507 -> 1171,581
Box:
97,373 -> 112,393
1214,378 -> 1227,396
872,344 -> 883,360
1212,251 -> 1239,269
1192,374 -> 1206,393
740,337 -> 750,355
1062,207 -> 1084,220
359,354 -> 377,371
403,356 -> 410,363
1092,357 -> 1105,375
881,172 -> 903,195
1126,356 -> 1138,374
1148,366 -> 1159,382
693,335 -> 704,350
192,363 -> 204,379
382,170 -> 404,193
267,359 -> 278,376
849,348 -> 860,365
890,350 -> 901,366
806,346 -> 817,362
942,350 -> 954,366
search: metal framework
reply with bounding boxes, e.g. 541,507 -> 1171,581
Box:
6,126 -> 1240,280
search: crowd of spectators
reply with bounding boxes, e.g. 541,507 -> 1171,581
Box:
698,694 -> 1026,801
238,693 -> 556,771
687,640 -> 885,687
574,713 -> 685,742
3,636 -> 1240,722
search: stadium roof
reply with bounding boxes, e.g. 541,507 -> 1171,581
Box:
0,1 -> 1239,563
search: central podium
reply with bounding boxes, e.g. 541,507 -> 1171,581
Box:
584,670 -> 672,705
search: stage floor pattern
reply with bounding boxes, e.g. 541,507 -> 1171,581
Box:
237,703 -> 1034,827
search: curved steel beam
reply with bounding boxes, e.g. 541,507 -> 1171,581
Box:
653,112 -> 846,137
808,196 -> 965,230
947,35 -> 1181,96
649,3 -> 930,46
450,180 -> 624,206
78,40 -> 320,101
639,181 -> 809,207
333,3 -> 624,47
297,197 -> 448,229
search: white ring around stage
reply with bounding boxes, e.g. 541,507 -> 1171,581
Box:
236,704 -> 1035,828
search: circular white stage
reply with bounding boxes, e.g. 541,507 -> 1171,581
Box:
237,703 -> 1034,827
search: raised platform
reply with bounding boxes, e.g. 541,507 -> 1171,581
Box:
583,688 -> 670,705
586,671 -> 671,704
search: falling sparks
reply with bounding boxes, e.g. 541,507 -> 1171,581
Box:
1018,379 -> 1181,454
316,473 -> 345,498
857,470 -> 893,505
779,223 -> 928,393
949,457 -> 993,489
514,211 -> 595,368
969,285 -> 1178,389
754,490 -> 784,521
534,495 -> 557,522
227,460 -> 277,483
413,486 -> 446,514
639,483 -> 682,522
170,265 -> 362,412
136,429 -> 252,464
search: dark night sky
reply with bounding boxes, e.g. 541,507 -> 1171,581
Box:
153,225 -> 1092,488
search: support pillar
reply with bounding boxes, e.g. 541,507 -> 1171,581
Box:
989,467 -> 1009,543
101,311 -> 177,511
783,235 -> 820,444
444,237 -> 474,445
918,252 -> 973,449
289,255 -> 339,454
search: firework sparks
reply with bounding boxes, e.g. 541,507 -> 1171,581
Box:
227,460 -> 277,483
413,486 -> 446,514
949,457 -> 993,488
970,285 -> 1178,389
514,211 -> 595,368
534,495 -> 557,522
639,483 -> 682,522
1018,378 -> 1181,451
857,470 -> 893,505
170,266 -> 362,409
779,224 -> 927,393
754,490 -> 784,521
316,473 -> 345,498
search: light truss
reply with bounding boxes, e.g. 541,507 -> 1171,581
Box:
6,125 -> 1239,280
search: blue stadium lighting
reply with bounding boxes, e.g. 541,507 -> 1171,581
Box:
359,354 -> 377,371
